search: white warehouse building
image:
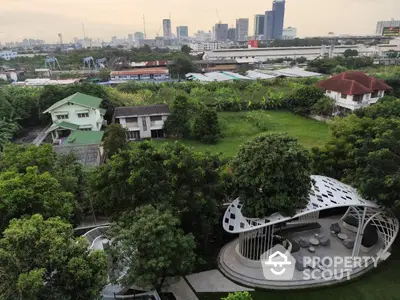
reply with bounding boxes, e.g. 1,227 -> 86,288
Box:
0,51 -> 17,60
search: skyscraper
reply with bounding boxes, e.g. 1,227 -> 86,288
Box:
213,23 -> 229,41
163,19 -> 172,39
176,26 -> 189,42
228,27 -> 236,41
128,34 -> 134,44
272,0 -> 285,40
263,0 -> 286,40
264,11 -> 274,40
235,18 -> 249,41
254,14 -> 265,39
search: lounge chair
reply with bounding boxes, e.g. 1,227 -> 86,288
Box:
343,238 -> 355,249
319,235 -> 331,246
299,238 -> 310,248
330,223 -> 341,234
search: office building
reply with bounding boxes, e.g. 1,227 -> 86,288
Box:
272,0 -> 285,39
194,30 -> 212,42
376,19 -> 400,36
176,26 -> 189,42
282,27 -> 297,40
213,23 -> 229,41
228,27 -> 236,41
264,11 -> 275,40
134,32 -> 145,42
254,14 -> 265,40
163,19 -> 172,39
235,18 -> 249,41
128,34 -> 134,44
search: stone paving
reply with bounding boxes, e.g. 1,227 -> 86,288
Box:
186,270 -> 254,293
162,276 -> 199,300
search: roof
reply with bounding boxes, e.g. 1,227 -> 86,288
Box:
43,92 -> 103,113
64,131 -> 104,146
53,144 -> 102,167
193,59 -> 237,65
45,121 -> 79,134
114,104 -> 170,118
246,70 -> 278,79
99,108 -> 107,115
206,65 -> 238,71
223,175 -> 380,234
186,73 -> 214,82
317,71 -> 392,95
269,68 -> 322,78
111,68 -> 169,76
202,72 -> 235,81
222,71 -> 253,80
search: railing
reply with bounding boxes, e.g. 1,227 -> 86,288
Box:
150,120 -> 164,127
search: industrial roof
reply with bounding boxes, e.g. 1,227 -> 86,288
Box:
186,73 -> 214,82
246,70 -> 278,79
222,71 -> 253,80
268,68 -> 323,78
43,92 -> 103,114
223,175 -> 381,234
64,131 -> 104,146
186,71 -> 255,82
53,144 -> 103,167
114,104 -> 170,117
13,78 -> 80,86
111,68 -> 169,76
317,71 -> 392,95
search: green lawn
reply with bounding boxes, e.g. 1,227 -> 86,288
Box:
197,243 -> 400,300
153,110 -> 330,157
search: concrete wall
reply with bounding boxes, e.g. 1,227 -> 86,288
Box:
50,103 -> 103,130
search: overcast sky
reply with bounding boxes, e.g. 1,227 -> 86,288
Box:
1,0 -> 399,42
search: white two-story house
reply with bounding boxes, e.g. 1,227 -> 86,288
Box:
113,104 -> 170,140
317,71 -> 392,111
44,92 -> 106,144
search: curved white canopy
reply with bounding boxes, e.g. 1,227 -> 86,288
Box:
223,175 -> 381,234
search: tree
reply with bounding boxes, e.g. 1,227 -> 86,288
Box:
0,119 -> 17,151
181,45 -> 192,55
343,49 -> 359,58
312,115 -> 400,213
99,68 -> 111,82
222,291 -> 253,300
233,133 -> 312,217
311,96 -> 335,117
168,54 -> 197,79
103,124 -> 128,158
88,142 -> 228,255
0,166 -> 76,231
193,106 -> 221,143
286,85 -> 325,116
109,205 -> 196,290
0,214 -> 107,300
164,95 -> 192,138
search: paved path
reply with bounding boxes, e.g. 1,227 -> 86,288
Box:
31,125 -> 50,146
186,270 -> 254,293
162,276 -> 199,300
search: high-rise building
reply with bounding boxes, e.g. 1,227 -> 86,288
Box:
254,14 -> 265,39
163,19 -> 172,39
228,27 -> 236,41
282,27 -> 297,40
272,0 -> 285,39
376,19 -> 400,36
264,11 -> 274,40
194,30 -> 212,42
213,23 -> 229,41
235,18 -> 249,41
176,26 -> 189,42
128,34 -> 134,44
134,32 -> 145,41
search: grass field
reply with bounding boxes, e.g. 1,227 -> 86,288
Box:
153,110 -> 331,157
197,242 -> 400,300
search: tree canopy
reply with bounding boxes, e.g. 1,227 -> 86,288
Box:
222,292 -> 253,300
0,214 -> 107,300
233,133 -> 312,217
286,86 -> 325,116
109,205 -> 196,290
103,124 -> 128,158
193,106 -> 221,144
164,95 -> 192,138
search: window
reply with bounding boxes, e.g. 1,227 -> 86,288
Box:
80,128 -> 92,131
353,95 -> 363,102
150,116 -> 162,122
142,118 -> 147,131
67,102 -> 73,106
341,93 -> 347,99
326,90 -> 331,94
126,130 -> 140,140
56,114 -> 68,120
151,129 -> 164,139
371,91 -> 379,98
77,113 -> 89,118
125,117 -> 138,123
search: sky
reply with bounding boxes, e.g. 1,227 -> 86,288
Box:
1,0 -> 400,43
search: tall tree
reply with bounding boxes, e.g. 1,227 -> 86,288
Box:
193,106 -> 221,144
286,86 -> 325,116
103,124 -> 128,158
168,54 -> 197,79
164,95 -> 192,138
233,133 -> 312,217
222,292 -> 253,300
109,205 -> 196,291
0,214 -> 107,300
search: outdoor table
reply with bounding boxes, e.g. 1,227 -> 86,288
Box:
308,246 -> 315,253
338,233 -> 348,240
309,237 -> 320,246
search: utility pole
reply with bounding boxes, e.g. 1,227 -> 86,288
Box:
82,23 -> 87,48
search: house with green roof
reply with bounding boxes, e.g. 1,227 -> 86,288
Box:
44,92 -> 106,143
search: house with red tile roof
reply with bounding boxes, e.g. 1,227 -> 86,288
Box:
316,71 -> 392,111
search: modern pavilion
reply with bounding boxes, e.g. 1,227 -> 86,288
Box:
219,175 -> 399,289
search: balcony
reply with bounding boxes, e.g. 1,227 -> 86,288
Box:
150,120 -> 164,127
125,122 -> 139,128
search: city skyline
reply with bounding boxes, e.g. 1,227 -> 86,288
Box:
1,0 -> 399,43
